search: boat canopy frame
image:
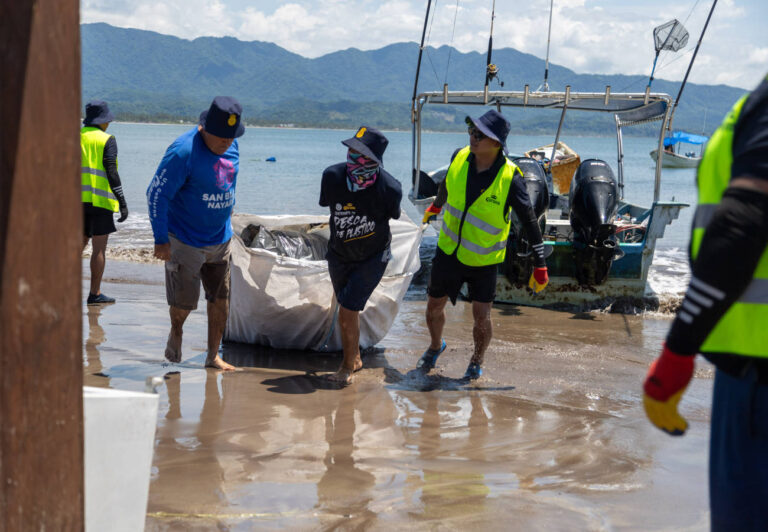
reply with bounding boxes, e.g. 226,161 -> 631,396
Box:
411,86 -> 674,203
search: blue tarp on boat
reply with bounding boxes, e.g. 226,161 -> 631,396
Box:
663,131 -> 708,147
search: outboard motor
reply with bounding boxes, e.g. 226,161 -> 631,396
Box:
503,157 -> 550,286
569,159 -> 622,285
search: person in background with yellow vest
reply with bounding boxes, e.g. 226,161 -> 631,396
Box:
81,100 -> 129,305
643,74 -> 768,530
419,110 -> 549,380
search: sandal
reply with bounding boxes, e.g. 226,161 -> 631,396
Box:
417,339 -> 447,371
463,362 -> 483,381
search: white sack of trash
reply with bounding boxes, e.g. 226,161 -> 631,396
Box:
225,212 -> 423,351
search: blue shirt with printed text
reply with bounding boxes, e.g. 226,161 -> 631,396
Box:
147,127 -> 239,247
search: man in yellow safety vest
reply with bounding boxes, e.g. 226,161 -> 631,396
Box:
643,73 -> 768,530
419,110 -> 549,380
80,100 -> 129,304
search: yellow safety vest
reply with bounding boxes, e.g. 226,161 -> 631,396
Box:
437,146 -> 517,266
692,90 -> 768,358
81,126 -> 119,212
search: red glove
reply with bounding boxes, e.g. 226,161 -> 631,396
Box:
422,203 -> 442,224
643,344 -> 695,436
528,267 -> 548,293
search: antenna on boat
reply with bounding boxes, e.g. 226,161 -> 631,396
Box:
537,0 -> 554,92
647,19 -> 689,90
411,0 -> 433,122
484,0 -> 503,100
668,0 -> 718,131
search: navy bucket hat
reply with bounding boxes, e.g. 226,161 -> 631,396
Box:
83,100 -> 115,126
199,96 -> 245,139
466,109 -> 511,152
341,126 -> 388,166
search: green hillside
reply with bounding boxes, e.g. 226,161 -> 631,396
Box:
82,23 -> 745,135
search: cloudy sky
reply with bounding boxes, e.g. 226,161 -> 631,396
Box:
82,0 -> 766,90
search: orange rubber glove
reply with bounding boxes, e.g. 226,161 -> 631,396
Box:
422,203 -> 442,224
643,344 -> 695,436
528,267 -> 548,293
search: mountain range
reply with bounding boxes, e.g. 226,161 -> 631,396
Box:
82,22 -> 745,135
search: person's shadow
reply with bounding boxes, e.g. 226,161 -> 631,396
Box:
221,342 -> 391,393
383,364 -> 517,393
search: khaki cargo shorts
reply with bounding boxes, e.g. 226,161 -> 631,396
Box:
165,235 -> 231,310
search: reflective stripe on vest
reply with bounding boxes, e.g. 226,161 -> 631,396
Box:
437,146 -> 516,266
80,126 -> 119,212
691,92 -> 768,358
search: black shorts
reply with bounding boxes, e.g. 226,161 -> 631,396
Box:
427,248 -> 498,304
83,204 -> 116,237
327,247 -> 390,312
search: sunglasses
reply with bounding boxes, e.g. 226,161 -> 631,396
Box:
467,126 -> 487,141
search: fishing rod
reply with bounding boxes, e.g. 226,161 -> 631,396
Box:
669,0 -> 718,130
538,0 -> 554,92
411,0 -> 433,121
484,0 -> 502,98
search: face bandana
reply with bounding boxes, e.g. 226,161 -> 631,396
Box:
346,151 -> 379,191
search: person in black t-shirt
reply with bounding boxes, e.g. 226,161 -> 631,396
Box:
319,126 -> 402,385
643,74 -> 768,530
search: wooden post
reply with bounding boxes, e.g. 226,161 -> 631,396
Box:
0,1 -> 83,530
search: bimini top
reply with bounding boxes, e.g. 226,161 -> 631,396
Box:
415,88 -> 672,124
663,130 -> 708,146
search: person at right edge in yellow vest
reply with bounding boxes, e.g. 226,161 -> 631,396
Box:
643,74 -> 768,531
420,110 -> 548,380
81,100 -> 129,304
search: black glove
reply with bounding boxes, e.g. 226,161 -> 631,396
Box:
118,203 -> 129,223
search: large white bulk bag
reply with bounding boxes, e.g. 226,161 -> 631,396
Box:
225,212 -> 422,351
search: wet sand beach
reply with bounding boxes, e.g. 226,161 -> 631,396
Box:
84,260 -> 711,531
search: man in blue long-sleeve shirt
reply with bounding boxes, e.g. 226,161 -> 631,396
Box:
147,96 -> 244,371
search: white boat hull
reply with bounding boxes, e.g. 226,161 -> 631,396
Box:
650,149 -> 701,168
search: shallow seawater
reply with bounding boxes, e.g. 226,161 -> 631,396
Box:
84,261 -> 710,531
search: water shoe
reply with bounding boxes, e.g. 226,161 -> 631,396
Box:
417,339 -> 447,371
87,293 -> 116,305
463,362 -> 483,381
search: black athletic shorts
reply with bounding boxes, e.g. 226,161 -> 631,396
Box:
327,247 -> 390,312
83,204 -> 116,237
427,248 -> 497,304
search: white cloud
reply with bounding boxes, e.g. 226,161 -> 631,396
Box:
80,0 -> 766,90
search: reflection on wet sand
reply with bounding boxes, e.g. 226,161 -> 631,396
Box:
84,305 -> 110,386
408,393 -> 491,522
316,385 -> 376,529
82,268 -> 710,530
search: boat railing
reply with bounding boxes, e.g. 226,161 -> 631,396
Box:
411,87 -> 673,206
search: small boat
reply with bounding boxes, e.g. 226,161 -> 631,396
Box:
649,130 -> 707,168
410,87 -> 689,310
406,1 -> 690,310
224,213 -> 423,351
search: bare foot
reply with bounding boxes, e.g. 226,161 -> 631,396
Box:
164,331 -> 182,363
327,367 -> 354,385
205,355 -> 237,371
327,359 -> 363,385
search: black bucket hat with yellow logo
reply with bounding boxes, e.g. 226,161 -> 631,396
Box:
199,96 -> 245,138
341,126 -> 388,166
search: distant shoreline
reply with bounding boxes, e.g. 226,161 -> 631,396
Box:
110,120 -> 624,137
